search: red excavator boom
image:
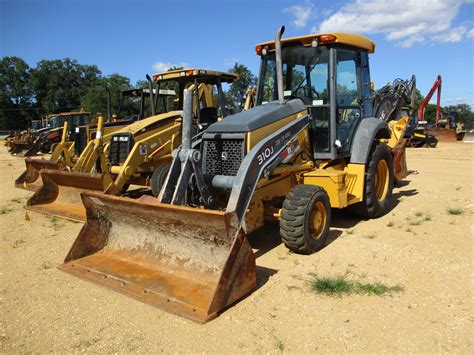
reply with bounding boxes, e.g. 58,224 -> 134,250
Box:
418,75 -> 442,124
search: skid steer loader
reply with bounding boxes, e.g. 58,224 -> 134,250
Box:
26,69 -> 237,222
59,27 -> 409,322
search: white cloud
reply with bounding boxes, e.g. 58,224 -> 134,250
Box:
152,61 -> 190,73
467,28 -> 474,39
317,0 -> 473,47
283,1 -> 314,28
433,26 -> 467,43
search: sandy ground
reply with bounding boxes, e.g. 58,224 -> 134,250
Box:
1,142 -> 473,353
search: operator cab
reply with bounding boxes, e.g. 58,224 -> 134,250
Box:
153,69 -> 238,131
255,33 -> 375,160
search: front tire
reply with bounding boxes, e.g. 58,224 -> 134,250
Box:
280,185 -> 331,255
151,163 -> 171,197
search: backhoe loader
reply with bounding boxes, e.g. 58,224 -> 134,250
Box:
9,112 -> 92,156
59,27 -> 412,322
14,85 -> 172,192
26,69 -> 237,222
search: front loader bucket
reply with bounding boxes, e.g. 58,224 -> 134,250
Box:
25,169 -> 105,222
15,158 -> 66,191
58,192 -> 256,323
9,141 -> 29,155
23,145 -> 40,157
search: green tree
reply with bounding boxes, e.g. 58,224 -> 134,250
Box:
445,103 -> 474,129
30,58 -> 101,114
226,63 -> 257,110
0,56 -> 34,129
81,74 -> 133,118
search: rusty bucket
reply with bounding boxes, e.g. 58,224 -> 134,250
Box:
15,158 -> 66,191
25,169 -> 105,222
58,192 -> 256,323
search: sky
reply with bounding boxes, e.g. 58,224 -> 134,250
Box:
1,0 -> 473,108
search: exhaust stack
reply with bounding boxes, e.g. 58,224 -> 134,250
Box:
146,74 -> 156,116
275,25 -> 285,104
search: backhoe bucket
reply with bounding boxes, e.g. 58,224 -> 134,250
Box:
25,169 -> 105,222
58,192 -> 256,323
15,158 -> 66,191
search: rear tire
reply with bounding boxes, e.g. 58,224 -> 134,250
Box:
280,185 -> 331,255
151,163 -> 171,197
351,142 -> 394,218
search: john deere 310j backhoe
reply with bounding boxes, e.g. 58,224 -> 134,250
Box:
59,27 -> 415,322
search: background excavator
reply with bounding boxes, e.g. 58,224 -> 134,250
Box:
25,69 -> 237,222
59,27 -> 415,323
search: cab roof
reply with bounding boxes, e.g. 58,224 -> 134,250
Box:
255,33 -> 375,55
153,68 -> 238,85
46,111 -> 91,118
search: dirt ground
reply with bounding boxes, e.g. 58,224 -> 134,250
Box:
1,142 -> 473,353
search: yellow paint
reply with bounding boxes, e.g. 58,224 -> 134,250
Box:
256,32 -> 375,54
152,68 -> 237,84
384,115 -> 410,149
246,110 -> 307,152
301,162 -> 365,208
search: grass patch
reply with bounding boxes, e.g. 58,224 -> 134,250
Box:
309,274 -> 403,296
7,163 -> 13,167
447,207 -> 463,215
405,227 -> 412,233
275,340 -> 284,352
364,234 -> 376,239
357,282 -> 403,295
455,186 -> 462,191
414,211 -> 423,217
346,229 -> 354,235
12,239 -> 26,248
409,219 -> 422,226
10,198 -> 22,203
0,207 -> 13,215
424,214 -> 432,221
41,261 -> 54,270
387,221 -> 394,227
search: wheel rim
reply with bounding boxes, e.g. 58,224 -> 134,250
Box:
309,201 -> 326,240
375,159 -> 389,201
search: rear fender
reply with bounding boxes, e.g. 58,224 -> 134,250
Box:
350,117 -> 391,164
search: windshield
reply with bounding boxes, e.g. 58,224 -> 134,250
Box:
31,121 -> 41,130
257,45 -> 329,106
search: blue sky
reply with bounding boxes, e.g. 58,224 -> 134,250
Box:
1,0 -> 473,107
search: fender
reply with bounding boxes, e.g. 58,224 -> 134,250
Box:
350,117 -> 391,164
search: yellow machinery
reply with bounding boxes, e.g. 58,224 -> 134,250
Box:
14,117 -> 134,192
244,86 -> 256,110
8,112 -> 91,156
16,85 -> 175,192
59,28 -> 413,322
25,69 -> 237,222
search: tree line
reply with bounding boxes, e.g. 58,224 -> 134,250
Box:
0,56 -> 256,130
1,56 -> 472,130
